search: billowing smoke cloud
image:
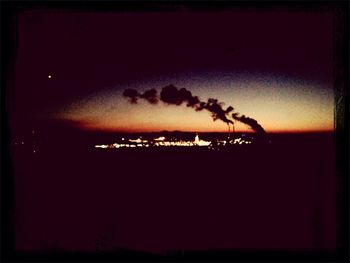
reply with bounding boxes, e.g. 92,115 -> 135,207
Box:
160,85 -> 232,125
122,88 -> 158,104
195,98 -> 233,125
122,84 -> 265,134
231,113 -> 266,134
123,88 -> 139,104
160,84 -> 200,107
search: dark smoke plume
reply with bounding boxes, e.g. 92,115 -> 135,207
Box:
122,88 -> 158,104
160,84 -> 200,107
160,85 -> 233,125
196,98 -> 233,125
231,114 -> 266,134
141,88 -> 158,104
123,84 -> 266,134
123,89 -> 139,104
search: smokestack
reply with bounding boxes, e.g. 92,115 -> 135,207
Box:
227,123 -> 231,142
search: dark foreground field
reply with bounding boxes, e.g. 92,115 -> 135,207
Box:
11,132 -> 336,258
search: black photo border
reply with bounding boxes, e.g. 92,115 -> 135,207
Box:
1,1 -> 349,262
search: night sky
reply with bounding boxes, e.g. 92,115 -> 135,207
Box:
11,9 -> 334,133
8,6 -> 339,255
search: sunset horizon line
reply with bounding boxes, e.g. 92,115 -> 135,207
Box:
73,126 -> 335,134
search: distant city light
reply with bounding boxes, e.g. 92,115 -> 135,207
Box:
93,134 -> 255,150
129,138 -> 142,143
95,144 -> 108,148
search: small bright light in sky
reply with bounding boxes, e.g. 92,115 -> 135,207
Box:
48,75 -> 52,79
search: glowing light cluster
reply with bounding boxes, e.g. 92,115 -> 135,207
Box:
94,144 -> 109,148
230,137 -> 252,144
94,134 -> 254,150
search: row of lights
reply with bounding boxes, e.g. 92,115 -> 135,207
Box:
95,140 -> 199,149
95,136 -> 252,149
